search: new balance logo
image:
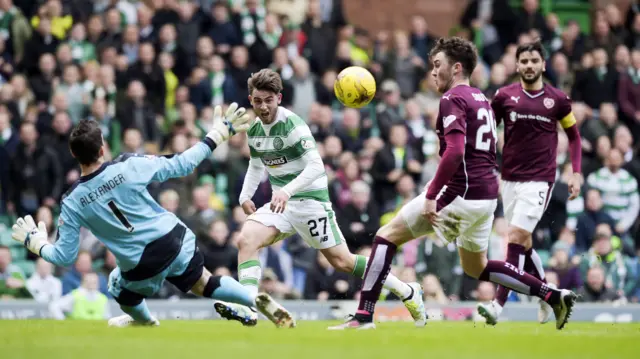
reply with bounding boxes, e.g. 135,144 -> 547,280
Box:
511,96 -> 520,103
443,115 -> 456,128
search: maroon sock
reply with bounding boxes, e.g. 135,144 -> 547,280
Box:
356,236 -> 397,318
524,248 -> 547,283
494,243 -> 526,306
480,260 -> 560,305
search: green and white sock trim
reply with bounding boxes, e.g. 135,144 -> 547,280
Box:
238,260 -> 262,289
352,255 -> 368,278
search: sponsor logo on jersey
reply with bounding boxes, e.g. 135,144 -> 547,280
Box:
543,97 -> 555,109
510,96 -> 520,103
443,115 -> 457,128
255,141 -> 262,148
273,137 -> 284,150
511,112 -> 551,123
301,139 -> 315,149
262,156 -> 288,167
442,94 -> 451,100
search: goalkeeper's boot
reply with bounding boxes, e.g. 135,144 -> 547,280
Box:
255,293 -> 296,328
327,313 -> 376,330
403,282 -> 427,327
477,301 -> 501,326
214,301 -> 258,327
108,314 -> 159,327
538,282 -> 556,324
552,289 -> 577,330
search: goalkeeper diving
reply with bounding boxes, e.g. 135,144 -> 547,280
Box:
11,104 -> 295,328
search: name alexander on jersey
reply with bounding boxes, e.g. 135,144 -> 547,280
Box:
78,173 -> 127,208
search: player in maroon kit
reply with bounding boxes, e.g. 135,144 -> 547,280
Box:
477,41 -> 583,326
329,37 -> 577,331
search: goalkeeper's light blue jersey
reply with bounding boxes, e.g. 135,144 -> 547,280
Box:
40,140 -> 216,271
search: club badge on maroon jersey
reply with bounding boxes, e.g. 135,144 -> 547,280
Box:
543,98 -> 555,109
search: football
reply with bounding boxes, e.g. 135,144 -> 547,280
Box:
333,66 -> 377,108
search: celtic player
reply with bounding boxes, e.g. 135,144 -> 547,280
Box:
213,69 -> 427,327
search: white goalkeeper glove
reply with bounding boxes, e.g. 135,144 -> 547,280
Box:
12,215 -> 50,256
206,102 -> 253,145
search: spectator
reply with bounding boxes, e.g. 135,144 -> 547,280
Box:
576,266 -> 620,303
304,251 -> 357,300
371,124 -> 422,207
587,149 -> 640,236
126,43 -> 166,114
0,0 -> 31,64
337,180 -> 380,252
26,258 -> 62,303
579,223 -> 636,299
117,80 -> 159,146
60,251 -> 109,296
49,272 -> 111,320
208,2 -> 240,53
415,237 -> 462,299
0,245 -> 30,299
8,122 -> 62,215
575,189 -> 617,252
547,241 -> 582,291
200,219 -> 238,275
572,48 -> 618,110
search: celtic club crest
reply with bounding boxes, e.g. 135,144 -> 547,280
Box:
273,137 -> 284,150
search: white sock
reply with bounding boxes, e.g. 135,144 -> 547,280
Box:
238,259 -> 261,298
360,256 -> 413,299
384,273 -> 413,299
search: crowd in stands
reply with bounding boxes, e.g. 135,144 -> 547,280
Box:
1,0 -> 639,308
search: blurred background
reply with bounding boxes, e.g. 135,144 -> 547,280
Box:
0,0 -> 639,313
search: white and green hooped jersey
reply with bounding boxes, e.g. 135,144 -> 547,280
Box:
246,107 -> 329,202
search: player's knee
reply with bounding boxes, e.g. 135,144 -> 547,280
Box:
237,231 -> 260,253
507,225 -> 530,245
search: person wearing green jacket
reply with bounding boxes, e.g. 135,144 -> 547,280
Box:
0,245 -> 32,299
579,223 -> 637,298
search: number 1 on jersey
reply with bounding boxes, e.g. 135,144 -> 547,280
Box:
108,200 -> 135,232
476,108 -> 498,151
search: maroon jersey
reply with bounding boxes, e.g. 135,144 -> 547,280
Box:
491,83 -> 572,183
436,85 -> 499,203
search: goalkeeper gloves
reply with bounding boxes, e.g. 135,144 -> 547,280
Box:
206,102 -> 253,145
12,215 -> 50,256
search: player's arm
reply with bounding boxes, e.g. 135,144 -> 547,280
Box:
12,205 -> 81,267
559,107 -> 582,175
280,135 -> 324,198
239,155 -> 266,205
130,104 -> 253,183
490,89 -> 505,126
426,97 -> 467,200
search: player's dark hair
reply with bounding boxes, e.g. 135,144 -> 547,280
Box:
516,40 -> 546,60
429,37 -> 478,77
247,68 -> 283,95
69,119 -> 103,166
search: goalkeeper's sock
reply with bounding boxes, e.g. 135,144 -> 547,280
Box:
354,254 -> 412,300
203,275 -> 256,308
238,259 -> 261,297
120,300 -> 154,323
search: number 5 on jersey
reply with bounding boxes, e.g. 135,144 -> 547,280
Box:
476,108 -> 498,151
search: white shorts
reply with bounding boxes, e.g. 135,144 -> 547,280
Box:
246,199 -> 344,249
399,193 -> 498,252
501,180 -> 553,232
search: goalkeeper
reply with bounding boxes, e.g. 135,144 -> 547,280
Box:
11,104 -> 295,328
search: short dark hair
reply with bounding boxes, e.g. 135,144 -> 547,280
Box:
247,69 -> 283,95
69,119 -> 103,166
516,40 -> 546,60
429,37 -> 478,77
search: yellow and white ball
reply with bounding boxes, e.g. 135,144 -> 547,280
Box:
333,66 -> 377,108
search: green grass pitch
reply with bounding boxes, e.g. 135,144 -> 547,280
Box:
1,320 -> 639,359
